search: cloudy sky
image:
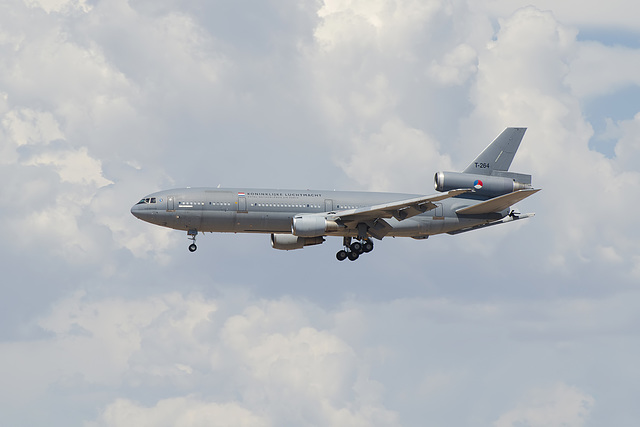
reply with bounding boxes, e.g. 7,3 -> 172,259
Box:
2,0 -> 640,425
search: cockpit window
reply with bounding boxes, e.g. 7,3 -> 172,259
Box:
136,197 -> 157,205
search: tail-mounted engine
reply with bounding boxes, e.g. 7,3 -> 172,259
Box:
271,233 -> 325,250
434,171 -> 531,197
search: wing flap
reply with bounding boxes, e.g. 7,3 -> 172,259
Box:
456,189 -> 540,215
367,218 -> 393,240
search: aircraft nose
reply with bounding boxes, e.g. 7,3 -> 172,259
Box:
131,204 -> 146,220
131,202 -> 158,223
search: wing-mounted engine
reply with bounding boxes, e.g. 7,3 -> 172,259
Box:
434,171 -> 531,197
292,215 -> 340,237
271,233 -> 325,250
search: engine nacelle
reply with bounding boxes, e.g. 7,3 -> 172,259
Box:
270,233 -> 325,250
434,171 -> 530,197
291,215 -> 340,237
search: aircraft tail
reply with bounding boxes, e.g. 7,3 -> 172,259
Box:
463,127 -> 526,175
434,127 -> 533,198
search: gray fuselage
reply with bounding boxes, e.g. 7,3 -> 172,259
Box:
130,187 -> 506,239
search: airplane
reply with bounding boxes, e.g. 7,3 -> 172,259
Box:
131,127 -> 540,261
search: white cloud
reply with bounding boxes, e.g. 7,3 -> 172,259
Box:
613,112 -> 640,169
3,287 -> 640,425
2,108 -> 111,188
469,7 -> 578,127
480,0 -> 640,31
315,0 -> 445,53
1,292 -> 399,426
336,118 -> 453,192
566,43 -> 640,99
309,0 -> 476,191
0,106 -> 122,263
24,146 -> 112,186
88,396 -> 268,427
23,0 -> 92,14
222,314 -> 355,399
494,382 -> 594,427
0,3 -> 194,262
2,108 -> 64,149
429,43 -> 478,86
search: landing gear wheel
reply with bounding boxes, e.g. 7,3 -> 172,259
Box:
362,240 -> 374,253
347,251 -> 359,261
187,229 -> 198,253
336,250 -> 348,261
350,242 -> 363,254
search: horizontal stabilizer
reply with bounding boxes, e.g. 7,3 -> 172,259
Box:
447,213 -> 535,235
456,189 -> 540,215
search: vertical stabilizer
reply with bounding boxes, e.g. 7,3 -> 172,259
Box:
463,127 -> 527,175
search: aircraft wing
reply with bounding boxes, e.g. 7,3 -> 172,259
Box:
328,189 -> 471,223
455,188 -> 540,215
323,188 -> 470,239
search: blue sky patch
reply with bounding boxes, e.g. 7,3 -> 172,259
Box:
577,28 -> 640,49
584,85 -> 640,157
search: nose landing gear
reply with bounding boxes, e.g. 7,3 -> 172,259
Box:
187,229 -> 198,252
336,237 -> 374,261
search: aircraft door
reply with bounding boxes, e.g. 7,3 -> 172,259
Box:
237,194 -> 247,213
324,199 -> 333,212
167,196 -> 175,212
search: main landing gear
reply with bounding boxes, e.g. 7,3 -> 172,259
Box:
336,236 -> 373,261
187,229 -> 198,252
